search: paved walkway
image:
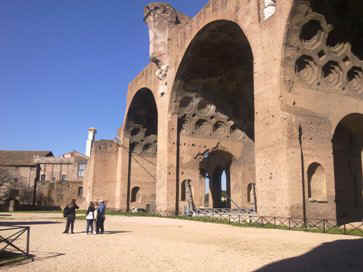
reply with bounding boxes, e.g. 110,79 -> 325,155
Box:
1,213 -> 362,272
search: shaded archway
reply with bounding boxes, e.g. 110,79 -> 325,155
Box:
124,88 -> 158,211
199,150 -> 233,208
171,20 -> 255,213
131,186 -> 140,203
333,113 -> 363,224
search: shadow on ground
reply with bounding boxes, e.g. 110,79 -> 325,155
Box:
32,251 -> 65,262
253,238 -> 363,272
0,221 -> 61,226
72,230 -> 131,235
0,251 -> 34,267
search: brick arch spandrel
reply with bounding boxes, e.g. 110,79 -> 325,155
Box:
121,63 -> 160,137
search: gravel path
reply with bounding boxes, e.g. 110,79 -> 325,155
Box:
1,213 -> 362,272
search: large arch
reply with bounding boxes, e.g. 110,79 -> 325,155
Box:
170,20 -> 255,214
281,0 -> 363,221
333,113 -> 363,224
123,88 -> 158,211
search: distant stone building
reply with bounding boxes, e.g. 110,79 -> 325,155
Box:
0,151 -> 53,207
35,151 -> 88,208
0,150 -> 88,210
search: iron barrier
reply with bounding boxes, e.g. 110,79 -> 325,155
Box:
0,225 -> 31,262
191,210 -> 363,236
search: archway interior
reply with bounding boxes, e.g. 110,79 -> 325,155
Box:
307,0 -> 363,60
172,20 -> 255,211
174,20 -> 254,139
200,150 -> 232,208
333,113 -> 363,223
125,88 -> 158,153
124,88 -> 158,211
131,187 -> 140,202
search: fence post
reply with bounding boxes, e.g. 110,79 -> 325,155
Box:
238,214 -> 241,224
249,214 -> 251,224
344,223 -> 346,235
273,216 -> 276,226
288,217 -> 291,230
26,227 -> 30,256
229,215 -> 231,224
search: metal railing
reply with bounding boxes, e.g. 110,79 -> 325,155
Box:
191,212 -> 363,236
194,208 -> 256,216
0,225 -> 31,260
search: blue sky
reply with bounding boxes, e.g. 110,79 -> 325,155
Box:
1,1 -> 207,156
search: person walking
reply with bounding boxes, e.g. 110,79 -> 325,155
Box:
85,201 -> 95,234
96,200 -> 106,234
63,199 -> 79,234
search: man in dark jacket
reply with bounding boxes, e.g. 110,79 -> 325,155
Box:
96,200 -> 106,234
63,199 -> 79,234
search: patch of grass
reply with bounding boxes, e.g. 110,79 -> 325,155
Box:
11,210 -> 61,213
6,210 -> 363,237
113,213 -> 363,237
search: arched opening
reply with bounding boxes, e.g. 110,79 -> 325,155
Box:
307,163 -> 327,202
200,150 -> 233,208
247,183 -> 255,204
333,113 -> 363,223
131,186 -> 140,203
124,88 -> 158,211
171,20 -> 255,213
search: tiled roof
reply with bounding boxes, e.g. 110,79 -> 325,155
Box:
0,150 -> 53,166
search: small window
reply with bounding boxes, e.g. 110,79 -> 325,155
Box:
78,187 -> 83,197
52,177 -> 56,183
131,187 -> 140,202
61,175 -> 67,183
41,175 -> 46,182
78,162 -> 86,177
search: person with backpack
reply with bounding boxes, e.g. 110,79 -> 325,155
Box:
63,199 -> 79,234
85,201 -> 95,234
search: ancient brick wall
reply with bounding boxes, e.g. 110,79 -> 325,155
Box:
90,140 -> 118,208
0,166 -> 38,205
86,0 -> 363,222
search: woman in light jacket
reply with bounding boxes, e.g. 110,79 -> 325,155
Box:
85,201 -> 95,234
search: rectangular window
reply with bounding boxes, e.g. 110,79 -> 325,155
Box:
41,175 -> 46,182
78,162 -> 86,177
78,186 -> 83,197
61,175 -> 67,182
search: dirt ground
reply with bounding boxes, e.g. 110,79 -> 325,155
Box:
1,212 -> 362,272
